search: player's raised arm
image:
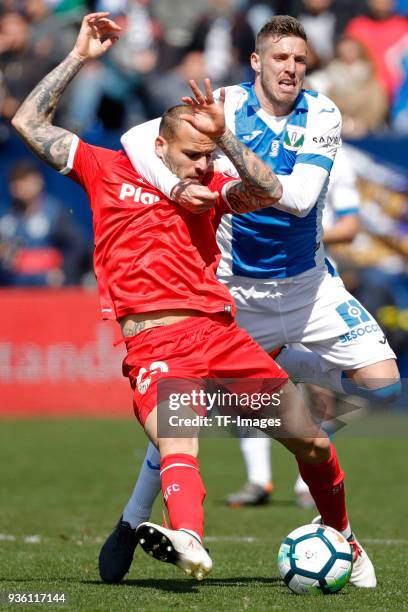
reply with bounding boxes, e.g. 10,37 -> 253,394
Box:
11,13 -> 121,171
181,79 -> 282,213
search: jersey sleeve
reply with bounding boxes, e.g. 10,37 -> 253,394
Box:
277,95 -> 342,217
121,118 -> 179,198
206,171 -> 239,216
296,95 -> 342,173
60,135 -> 117,192
328,147 -> 360,217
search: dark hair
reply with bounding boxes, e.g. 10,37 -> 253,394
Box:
256,15 -> 307,55
159,104 -> 195,141
8,160 -> 41,183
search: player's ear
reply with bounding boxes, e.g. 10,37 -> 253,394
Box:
250,52 -> 261,74
155,135 -> 166,160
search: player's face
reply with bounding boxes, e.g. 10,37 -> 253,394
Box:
156,122 -> 216,181
251,36 -> 307,114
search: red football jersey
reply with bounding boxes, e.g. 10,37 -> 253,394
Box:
64,137 -> 236,320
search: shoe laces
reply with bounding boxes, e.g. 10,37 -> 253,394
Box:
349,539 -> 362,562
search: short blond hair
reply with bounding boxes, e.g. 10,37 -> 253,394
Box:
159,105 -> 195,141
256,15 -> 307,55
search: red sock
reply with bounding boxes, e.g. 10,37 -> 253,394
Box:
160,453 -> 206,541
297,444 -> 348,532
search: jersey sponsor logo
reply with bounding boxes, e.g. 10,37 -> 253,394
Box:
283,125 -> 305,151
269,140 -> 280,158
312,135 -> 340,147
339,323 -> 380,344
319,107 -> 335,114
242,130 -> 263,141
136,360 -> 169,394
336,299 -> 371,329
119,183 -> 161,205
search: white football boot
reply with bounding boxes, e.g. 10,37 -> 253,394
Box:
293,475 -> 315,510
136,522 -> 212,581
312,515 -> 377,587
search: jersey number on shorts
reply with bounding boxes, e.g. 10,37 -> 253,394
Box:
136,361 -> 169,394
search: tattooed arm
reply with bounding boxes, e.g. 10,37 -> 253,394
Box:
180,79 -> 282,214
214,128 -> 282,213
11,55 -> 83,170
11,13 -> 121,171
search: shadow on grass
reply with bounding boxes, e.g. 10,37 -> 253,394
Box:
82,577 -> 351,597
217,499 -> 298,508
81,576 -> 282,592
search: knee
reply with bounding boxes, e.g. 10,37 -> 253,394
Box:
342,360 -> 401,404
342,373 -> 401,405
297,436 -> 331,463
159,438 -> 199,459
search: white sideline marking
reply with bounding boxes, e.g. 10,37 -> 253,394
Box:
0,534 -> 16,541
0,533 -> 41,543
23,535 -> 42,543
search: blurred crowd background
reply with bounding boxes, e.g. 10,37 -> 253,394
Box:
1,0 -> 408,384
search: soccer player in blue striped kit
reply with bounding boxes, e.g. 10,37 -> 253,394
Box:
100,15 -> 400,588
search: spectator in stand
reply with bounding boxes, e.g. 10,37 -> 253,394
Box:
50,0 -> 88,19
290,0 -> 368,34
390,47 -> 408,131
24,0 -> 79,65
244,1 -> 275,37
345,0 -> 408,100
150,0 -> 207,72
308,36 -> 388,137
144,50 -> 206,117
0,160 -> 89,287
297,0 -> 337,70
187,0 -> 255,85
67,0 -> 162,131
0,11 -> 55,122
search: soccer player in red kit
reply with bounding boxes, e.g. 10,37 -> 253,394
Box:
13,13 -> 356,582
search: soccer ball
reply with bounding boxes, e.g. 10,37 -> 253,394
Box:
277,524 -> 353,595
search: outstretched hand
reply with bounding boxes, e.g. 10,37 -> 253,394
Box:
70,12 -> 121,61
181,79 -> 226,139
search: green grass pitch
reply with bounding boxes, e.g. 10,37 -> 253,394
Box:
0,418 -> 407,611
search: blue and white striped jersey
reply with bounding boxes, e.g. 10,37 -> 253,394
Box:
216,83 -> 342,279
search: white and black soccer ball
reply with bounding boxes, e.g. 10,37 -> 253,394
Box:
277,524 -> 353,595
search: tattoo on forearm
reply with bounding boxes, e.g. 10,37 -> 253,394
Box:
225,186 -> 258,213
12,53 -> 85,170
25,53 -> 84,117
215,128 -> 283,213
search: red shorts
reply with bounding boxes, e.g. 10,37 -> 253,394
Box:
122,313 -> 288,426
